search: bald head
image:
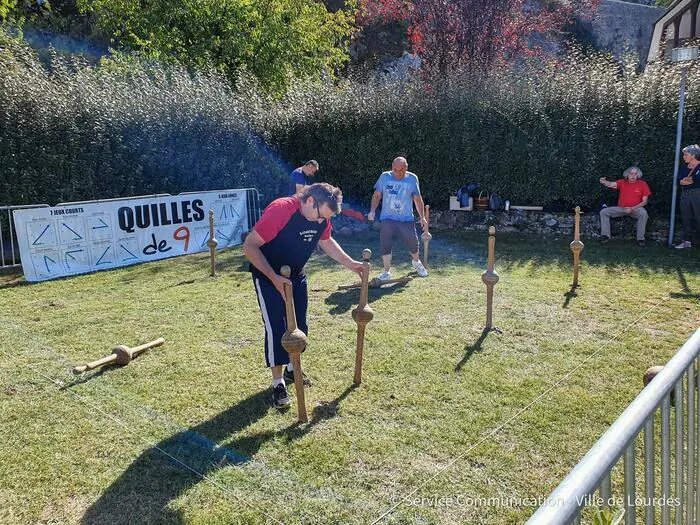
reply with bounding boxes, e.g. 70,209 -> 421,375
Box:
391,157 -> 408,178
392,157 -> 407,169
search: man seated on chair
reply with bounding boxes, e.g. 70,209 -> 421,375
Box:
598,166 -> 652,247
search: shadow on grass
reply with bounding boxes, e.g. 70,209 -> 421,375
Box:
324,280 -> 411,315
562,284 -> 579,309
81,384 -> 358,524
455,328 -> 491,371
671,267 -> 700,301
60,365 -> 116,388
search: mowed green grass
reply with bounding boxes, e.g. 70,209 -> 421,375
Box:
0,231 -> 698,525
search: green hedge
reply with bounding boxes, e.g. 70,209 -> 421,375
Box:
260,52 -> 700,213
0,31 -> 288,208
2,27 -> 700,216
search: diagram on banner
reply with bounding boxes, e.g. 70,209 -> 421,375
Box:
58,218 -> 86,244
218,202 -> 241,222
117,238 -> 140,263
87,215 -> 112,242
194,226 -> 213,249
13,190 -> 252,282
26,220 -> 57,248
61,246 -> 90,273
30,249 -> 61,278
90,243 -> 115,267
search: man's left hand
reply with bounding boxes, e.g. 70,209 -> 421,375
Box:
624,207 -> 632,214
419,217 -> 428,232
348,260 -> 365,276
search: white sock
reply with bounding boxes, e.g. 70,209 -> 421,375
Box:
272,377 -> 285,387
286,361 -> 294,372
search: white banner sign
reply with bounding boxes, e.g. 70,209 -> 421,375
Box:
13,190 -> 250,282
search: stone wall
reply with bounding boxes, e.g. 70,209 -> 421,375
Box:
591,0 -> 665,66
333,208 -> 673,242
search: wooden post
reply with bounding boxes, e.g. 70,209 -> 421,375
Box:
421,204 -> 432,267
72,338 -> 166,374
481,226 -> 500,331
352,249 -> 374,385
279,265 -> 308,423
569,206 -> 584,288
207,209 -> 218,277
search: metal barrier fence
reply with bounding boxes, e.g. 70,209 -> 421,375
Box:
0,188 -> 262,271
528,328 -> 700,525
0,204 -> 50,269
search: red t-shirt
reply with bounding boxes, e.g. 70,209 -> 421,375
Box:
615,179 -> 652,208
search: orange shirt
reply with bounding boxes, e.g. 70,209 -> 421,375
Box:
615,179 -> 651,208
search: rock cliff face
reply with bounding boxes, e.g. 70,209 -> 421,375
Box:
590,0 -> 665,66
349,0 -> 667,73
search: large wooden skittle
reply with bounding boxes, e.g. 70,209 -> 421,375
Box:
72,338 -> 165,374
208,209 -> 219,277
352,249 -> 374,385
481,226 -> 500,331
569,206 -> 584,287
422,204 -> 432,267
279,265 -> 308,423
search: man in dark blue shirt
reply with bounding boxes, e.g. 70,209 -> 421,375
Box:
289,160 -> 319,195
675,144 -> 700,249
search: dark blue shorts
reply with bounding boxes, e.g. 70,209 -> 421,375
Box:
252,275 -> 308,368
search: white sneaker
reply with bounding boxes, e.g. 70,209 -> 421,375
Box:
675,241 -> 692,250
412,259 -> 428,277
377,271 -> 392,282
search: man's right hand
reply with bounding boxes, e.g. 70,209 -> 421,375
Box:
271,274 -> 292,299
599,177 -> 608,186
367,211 -> 375,221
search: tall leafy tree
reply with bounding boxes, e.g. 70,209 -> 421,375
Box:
359,0 -> 600,74
1,0 -> 19,20
78,0 -> 357,93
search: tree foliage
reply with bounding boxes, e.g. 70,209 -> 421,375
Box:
358,0 -> 600,74
0,0 -> 17,20
77,0 -> 357,93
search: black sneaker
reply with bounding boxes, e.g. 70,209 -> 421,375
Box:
637,240 -> 646,247
599,236 -> 611,244
283,367 -> 312,387
272,383 -> 291,409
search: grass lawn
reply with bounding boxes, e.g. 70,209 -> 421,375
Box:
0,230 -> 698,524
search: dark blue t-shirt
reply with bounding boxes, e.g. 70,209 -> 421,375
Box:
678,164 -> 700,190
250,197 -> 331,282
289,167 -> 310,195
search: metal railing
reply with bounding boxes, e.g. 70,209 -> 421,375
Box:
0,204 -> 50,269
528,328 -> 700,524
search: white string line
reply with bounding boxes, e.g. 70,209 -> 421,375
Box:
371,297 -> 665,524
0,316 -> 350,510
0,349 -> 285,525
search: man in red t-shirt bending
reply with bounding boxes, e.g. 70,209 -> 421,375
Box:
599,166 -> 652,246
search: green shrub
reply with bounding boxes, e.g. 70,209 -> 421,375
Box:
0,29 -> 288,207
260,51 -> 700,213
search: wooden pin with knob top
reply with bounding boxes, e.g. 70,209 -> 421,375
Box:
481,226 -> 500,332
569,206 -> 584,288
279,265 -> 308,423
352,249 -> 374,385
422,204 -> 432,267
208,209 -> 218,277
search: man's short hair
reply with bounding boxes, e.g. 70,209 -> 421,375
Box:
304,160 -> 320,170
623,166 -> 643,179
683,145 -> 700,160
300,183 -> 342,215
